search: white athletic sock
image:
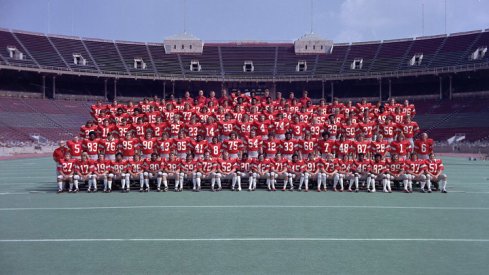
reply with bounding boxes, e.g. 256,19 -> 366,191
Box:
196,177 -> 201,189
354,177 -> 359,190
403,179 -> 408,191
57,181 -> 63,191
236,176 -> 241,190
163,178 -> 168,188
304,174 -> 309,190
156,177 -> 162,189
441,180 -> 447,191
231,176 -> 237,189
211,177 -> 216,189
216,177 -> 221,188
299,175 -> 304,189
73,179 -> 78,190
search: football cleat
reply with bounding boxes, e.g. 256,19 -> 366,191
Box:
427,189 -> 432,193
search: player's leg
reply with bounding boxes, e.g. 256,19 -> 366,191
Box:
439,174 -> 448,193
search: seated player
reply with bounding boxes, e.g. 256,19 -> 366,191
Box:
108,152 -> 130,193
405,153 -> 428,193
333,154 -> 352,192
368,153 -> 388,193
235,153 -> 254,191
144,153 -> 166,192
215,152 -> 238,191
287,154 -> 305,191
182,153 -> 200,192
353,153 -> 372,192
424,153 -> 448,193
56,152 -> 76,193
74,152 -> 94,193
92,153 -> 110,193
197,152 -> 218,191
386,154 -> 406,193
165,153 -> 184,192
300,153 -> 318,192
251,154 -> 270,191
127,154 -> 146,192
268,152 -> 289,191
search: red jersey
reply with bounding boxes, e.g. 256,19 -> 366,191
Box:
191,140 -> 209,155
159,139 -> 173,155
116,125 -> 132,137
398,122 -> 419,139
337,159 -> 353,173
110,159 -> 128,174
253,159 -> 271,173
318,139 -> 336,155
270,158 -> 289,172
341,124 -> 358,139
82,138 -> 101,156
100,139 -> 119,155
308,123 -> 323,139
58,158 -> 77,174
305,158 -> 319,172
237,158 -> 254,172
120,138 -> 140,157
80,125 -> 98,139
371,140 -> 390,156
263,139 -> 279,155
131,122 -> 149,137
354,159 -> 372,173
272,119 -> 289,135
299,139 -> 316,155
150,122 -> 167,138
223,139 -> 244,154
218,159 -> 237,173
174,138 -> 192,154
169,121 -> 183,137
405,159 -> 426,174
203,123 -> 219,138
424,159 -> 444,175
165,159 -> 181,173
289,122 -> 307,137
94,159 -> 111,174
219,120 -> 237,137
186,122 -> 202,138
335,140 -> 353,156
66,140 -> 83,157
145,159 -> 162,172
387,159 -> 406,175
128,159 -> 144,173
359,121 -> 376,139
289,160 -> 305,173
414,139 -> 434,155
325,122 -> 340,136
198,159 -> 217,173
379,122 -> 398,139
140,137 -> 158,155
279,139 -> 298,155
238,121 -> 253,138
97,124 -> 116,139
182,159 -> 198,172
208,142 -> 222,158
353,141 -> 371,155
246,137 -> 263,153
253,120 -> 271,136
389,140 -> 412,157
371,160 -> 387,174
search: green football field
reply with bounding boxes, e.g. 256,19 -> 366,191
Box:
0,157 -> 488,275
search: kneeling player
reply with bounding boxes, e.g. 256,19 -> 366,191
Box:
425,153 -> 448,193
56,152 -> 76,193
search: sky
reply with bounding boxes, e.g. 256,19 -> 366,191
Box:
0,0 -> 488,43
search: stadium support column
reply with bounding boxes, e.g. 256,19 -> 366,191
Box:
379,78 -> 382,101
439,76 -> 443,100
42,75 -> 46,99
104,79 -> 108,101
321,80 -> 325,99
52,76 -> 56,99
449,75 -> 452,100
172,81 -> 175,96
163,82 -> 166,99
114,79 -> 117,100
388,79 -> 392,99
330,82 -> 334,102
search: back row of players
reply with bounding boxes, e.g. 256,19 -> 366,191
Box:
53,89 -> 447,194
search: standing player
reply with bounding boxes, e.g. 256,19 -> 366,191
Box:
82,131 -> 101,160
414,133 -> 434,159
424,153 -> 448,193
120,132 -> 140,160
66,136 -> 83,159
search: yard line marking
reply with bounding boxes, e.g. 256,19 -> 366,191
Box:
1,238 -> 489,243
1,205 -> 489,211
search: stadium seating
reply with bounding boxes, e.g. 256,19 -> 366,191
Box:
1,28 -> 487,78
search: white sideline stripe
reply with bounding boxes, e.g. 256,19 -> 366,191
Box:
1,205 -> 489,211
1,238 -> 489,243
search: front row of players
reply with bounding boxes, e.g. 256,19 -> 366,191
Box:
56,150 -> 448,194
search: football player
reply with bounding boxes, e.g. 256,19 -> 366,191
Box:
425,153 -> 448,193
